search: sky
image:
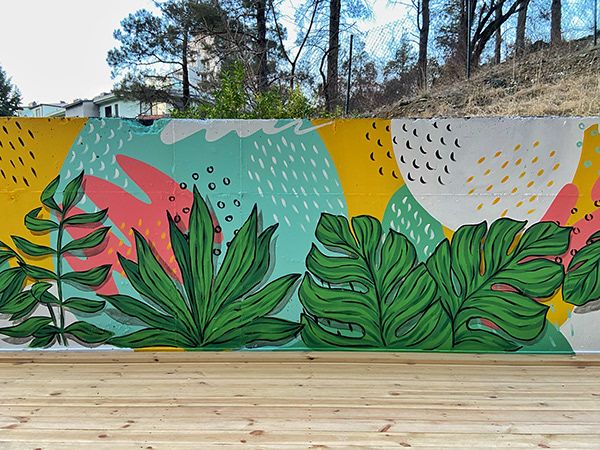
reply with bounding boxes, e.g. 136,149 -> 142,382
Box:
0,0 -> 407,104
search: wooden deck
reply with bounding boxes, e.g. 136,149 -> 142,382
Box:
0,352 -> 599,449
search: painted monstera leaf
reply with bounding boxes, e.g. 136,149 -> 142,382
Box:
563,231 -> 600,307
426,219 -> 570,351
299,213 -> 452,350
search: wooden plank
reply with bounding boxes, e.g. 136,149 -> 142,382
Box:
1,429 -> 600,448
1,351 -> 599,366
0,352 -> 599,448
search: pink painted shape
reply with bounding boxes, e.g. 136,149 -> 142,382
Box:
64,155 -> 220,295
541,183 -> 579,226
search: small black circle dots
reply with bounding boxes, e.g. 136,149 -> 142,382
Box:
233,199 -> 241,207
208,182 -> 216,190
179,182 -> 187,190
168,196 -> 176,202
223,177 -> 231,185
225,215 -> 233,222
183,207 -> 190,214
207,166 -> 214,173
217,201 -> 225,209
174,214 -> 181,223
214,226 -> 222,233
213,248 -> 221,256
192,173 -> 199,180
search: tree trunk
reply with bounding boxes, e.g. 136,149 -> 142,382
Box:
515,0 -> 529,56
494,3 -> 502,64
255,0 -> 268,92
326,0 -> 341,112
551,0 -> 562,46
182,33 -> 190,108
417,0 -> 430,88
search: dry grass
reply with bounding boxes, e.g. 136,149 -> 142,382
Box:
377,39 -> 600,118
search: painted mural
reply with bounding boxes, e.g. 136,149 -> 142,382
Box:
0,117 -> 599,353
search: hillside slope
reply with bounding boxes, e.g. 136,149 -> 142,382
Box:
377,39 -> 600,118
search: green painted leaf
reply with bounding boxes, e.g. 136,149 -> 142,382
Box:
31,282 -> 52,300
427,218 -> 569,351
63,297 -> 106,314
233,317 -> 302,348
30,333 -> 57,348
62,265 -> 111,287
189,186 -> 214,328
101,294 -> 179,332
61,227 -> 109,254
62,172 -> 84,212
0,267 -> 25,293
31,283 -> 59,305
33,324 -> 60,338
24,208 -> 58,232
300,213 -> 447,349
205,274 -> 300,345
315,214 -> 358,255
63,209 -> 108,226
109,329 -> 195,348
0,317 -> 52,338
0,291 -> 36,316
168,212 -> 194,315
563,240 -> 600,306
0,269 -> 27,306
109,193 -> 299,350
11,236 -> 54,257
40,175 -> 60,212
20,264 -> 57,281
211,205 -> 258,317
64,321 -> 113,344
129,231 -> 196,333
0,249 -> 17,266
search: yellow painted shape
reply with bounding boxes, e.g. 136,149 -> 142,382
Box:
0,118 -> 86,269
567,124 -> 600,225
312,119 -> 402,220
543,288 -> 567,328
544,125 -> 600,327
442,226 -> 454,241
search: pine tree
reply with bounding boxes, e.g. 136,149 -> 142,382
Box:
0,66 -> 21,117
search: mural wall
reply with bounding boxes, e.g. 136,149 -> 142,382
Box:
0,117 -> 599,353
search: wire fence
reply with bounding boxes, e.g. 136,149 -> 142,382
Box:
329,0 -> 599,112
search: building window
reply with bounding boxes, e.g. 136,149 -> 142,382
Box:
114,104 -> 119,117
105,106 -> 112,118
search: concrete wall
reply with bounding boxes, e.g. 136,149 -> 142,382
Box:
0,117 -> 598,353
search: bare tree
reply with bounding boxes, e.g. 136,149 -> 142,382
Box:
515,0 -> 529,56
416,0 -> 430,88
255,0 -> 268,91
494,2 -> 502,64
326,0 -> 341,112
270,0 -> 321,90
551,0 -> 561,46
469,0 -> 529,67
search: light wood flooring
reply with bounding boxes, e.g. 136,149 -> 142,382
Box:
0,352 -> 599,449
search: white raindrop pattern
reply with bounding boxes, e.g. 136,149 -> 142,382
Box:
245,133 -> 346,233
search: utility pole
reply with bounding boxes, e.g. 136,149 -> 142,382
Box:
345,35 -> 353,115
